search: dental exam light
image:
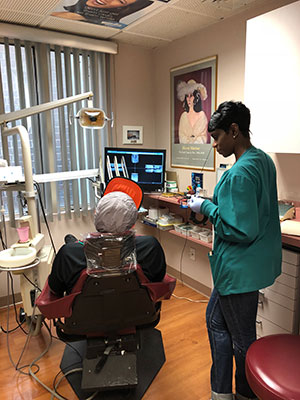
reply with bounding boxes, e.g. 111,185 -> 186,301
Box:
76,107 -> 113,129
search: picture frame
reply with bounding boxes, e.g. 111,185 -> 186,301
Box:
170,55 -> 217,171
122,125 -> 143,145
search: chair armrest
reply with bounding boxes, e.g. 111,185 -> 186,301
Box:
36,279 -> 81,319
141,274 -> 176,302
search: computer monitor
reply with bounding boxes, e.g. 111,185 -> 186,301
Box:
104,147 -> 166,192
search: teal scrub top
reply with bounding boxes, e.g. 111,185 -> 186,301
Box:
201,146 -> 282,295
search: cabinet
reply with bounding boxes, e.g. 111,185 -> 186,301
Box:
256,248 -> 300,337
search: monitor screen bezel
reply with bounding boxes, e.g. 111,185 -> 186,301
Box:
104,147 -> 166,193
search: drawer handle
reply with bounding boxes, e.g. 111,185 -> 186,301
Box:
258,290 -> 264,305
256,320 -> 262,325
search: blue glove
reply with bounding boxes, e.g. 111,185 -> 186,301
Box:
188,196 -> 206,213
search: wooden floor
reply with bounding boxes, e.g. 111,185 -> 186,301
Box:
0,283 -> 211,400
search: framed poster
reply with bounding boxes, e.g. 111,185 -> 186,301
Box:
170,56 -> 217,171
123,125 -> 143,144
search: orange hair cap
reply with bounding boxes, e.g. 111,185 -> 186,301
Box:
103,177 -> 143,209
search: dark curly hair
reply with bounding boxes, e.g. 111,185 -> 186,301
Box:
183,90 -> 203,113
208,101 -> 251,138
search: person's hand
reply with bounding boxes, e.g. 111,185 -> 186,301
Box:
187,196 -> 206,213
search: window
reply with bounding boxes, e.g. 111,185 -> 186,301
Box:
0,38 -> 110,223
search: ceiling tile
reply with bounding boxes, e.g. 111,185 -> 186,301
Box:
233,0 -> 258,9
171,0 -> 234,17
0,0 -> 61,15
126,7 -> 217,41
113,31 -> 170,49
0,10 -> 44,26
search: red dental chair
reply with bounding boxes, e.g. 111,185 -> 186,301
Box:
36,246 -> 176,400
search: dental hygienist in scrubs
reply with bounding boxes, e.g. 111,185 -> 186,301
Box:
188,101 -> 282,400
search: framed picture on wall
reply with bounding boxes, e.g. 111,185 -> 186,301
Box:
170,56 -> 217,171
122,125 -> 143,144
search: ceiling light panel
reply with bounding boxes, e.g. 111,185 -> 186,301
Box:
126,7 -> 217,41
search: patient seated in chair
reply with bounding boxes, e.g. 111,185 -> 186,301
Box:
48,178 -> 166,297
37,178 -> 175,395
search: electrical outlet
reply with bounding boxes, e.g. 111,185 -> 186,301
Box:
189,247 -> 196,261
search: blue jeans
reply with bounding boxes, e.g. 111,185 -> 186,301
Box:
206,288 -> 258,399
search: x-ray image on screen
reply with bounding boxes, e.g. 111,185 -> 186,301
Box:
131,154 -> 139,163
105,147 -> 166,192
131,173 -> 138,182
145,164 -> 153,173
144,164 -> 163,173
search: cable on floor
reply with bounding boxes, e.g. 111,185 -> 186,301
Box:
51,367 -> 99,400
28,318 -> 98,400
2,272 -> 28,335
172,293 -> 208,303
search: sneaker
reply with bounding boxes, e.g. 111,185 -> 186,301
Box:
64,234 -> 78,244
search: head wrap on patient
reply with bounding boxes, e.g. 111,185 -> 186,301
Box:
94,191 -> 138,234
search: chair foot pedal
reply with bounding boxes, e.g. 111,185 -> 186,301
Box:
82,353 -> 138,391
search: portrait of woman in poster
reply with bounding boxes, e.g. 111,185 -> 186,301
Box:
176,79 -> 209,144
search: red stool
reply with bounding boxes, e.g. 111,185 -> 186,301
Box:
245,334 -> 300,400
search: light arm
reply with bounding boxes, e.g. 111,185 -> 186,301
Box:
0,92 -> 94,125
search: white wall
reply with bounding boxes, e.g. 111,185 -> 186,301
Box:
112,44 -> 156,148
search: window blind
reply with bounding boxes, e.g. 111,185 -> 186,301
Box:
0,38 -> 110,226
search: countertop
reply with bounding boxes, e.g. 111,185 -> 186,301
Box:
145,193 -> 300,252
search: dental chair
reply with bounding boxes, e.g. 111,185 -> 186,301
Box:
36,231 -> 176,400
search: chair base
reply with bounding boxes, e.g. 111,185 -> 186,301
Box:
60,328 -> 165,400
